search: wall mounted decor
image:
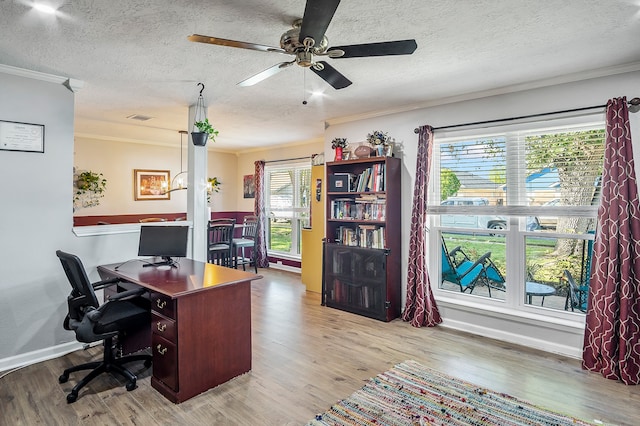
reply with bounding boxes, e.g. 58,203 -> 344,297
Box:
134,169 -> 170,200
243,175 -> 255,198
0,120 -> 44,153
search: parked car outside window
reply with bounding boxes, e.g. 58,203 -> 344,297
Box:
440,197 -> 539,231
537,198 -> 560,229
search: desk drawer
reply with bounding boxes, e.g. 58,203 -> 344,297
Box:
152,312 -> 176,342
152,334 -> 178,392
150,292 -> 175,319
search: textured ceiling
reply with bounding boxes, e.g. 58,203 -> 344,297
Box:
1,0 -> 640,150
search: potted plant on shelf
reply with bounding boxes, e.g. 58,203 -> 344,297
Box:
367,130 -> 389,156
192,118 -> 219,147
74,169 -> 107,210
331,137 -> 348,161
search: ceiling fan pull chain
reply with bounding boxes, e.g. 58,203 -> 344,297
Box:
302,69 -> 308,105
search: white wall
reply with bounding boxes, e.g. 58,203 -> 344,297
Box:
325,70 -> 640,358
0,70 -> 83,367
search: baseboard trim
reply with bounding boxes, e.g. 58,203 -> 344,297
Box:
440,318 -> 583,359
0,341 -> 84,373
269,262 -> 301,274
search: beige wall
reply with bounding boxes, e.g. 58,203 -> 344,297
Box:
73,136 -> 238,215
235,140 -> 324,212
73,136 -> 323,216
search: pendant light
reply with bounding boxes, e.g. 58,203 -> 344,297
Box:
164,130 -> 188,193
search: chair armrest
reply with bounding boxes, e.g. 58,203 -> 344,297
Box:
449,246 -> 463,257
91,277 -> 121,290
106,287 -> 146,301
76,288 -> 147,342
458,251 -> 492,279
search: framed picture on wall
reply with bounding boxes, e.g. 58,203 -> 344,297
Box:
0,120 -> 45,153
243,174 -> 255,199
134,169 -> 170,200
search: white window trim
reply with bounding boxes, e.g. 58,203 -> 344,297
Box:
428,112 -> 604,326
264,160 -> 311,258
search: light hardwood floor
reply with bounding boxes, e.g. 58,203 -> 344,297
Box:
1,268 -> 638,425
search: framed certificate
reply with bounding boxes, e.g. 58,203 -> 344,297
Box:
0,120 -> 45,153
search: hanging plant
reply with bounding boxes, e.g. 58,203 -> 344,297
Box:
192,83 -> 219,146
194,118 -> 219,143
74,169 -> 107,209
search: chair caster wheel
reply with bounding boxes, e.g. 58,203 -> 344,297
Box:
58,374 -> 69,383
144,359 -> 152,368
126,381 -> 137,391
66,392 -> 78,403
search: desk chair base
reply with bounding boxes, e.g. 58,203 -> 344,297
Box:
59,336 -> 152,403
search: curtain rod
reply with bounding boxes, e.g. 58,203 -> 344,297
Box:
414,97 -> 640,133
264,156 -> 311,164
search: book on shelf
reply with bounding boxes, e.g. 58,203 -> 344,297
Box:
332,196 -> 386,221
335,224 -> 386,249
354,163 -> 386,192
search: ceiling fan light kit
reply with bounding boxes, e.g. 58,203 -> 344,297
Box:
188,0 -> 417,90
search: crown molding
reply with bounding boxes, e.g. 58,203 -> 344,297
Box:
326,61 -> 640,127
0,63 -> 83,92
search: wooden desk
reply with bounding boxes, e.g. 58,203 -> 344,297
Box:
98,259 -> 262,403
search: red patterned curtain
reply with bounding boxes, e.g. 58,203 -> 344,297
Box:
402,125 -> 442,327
253,161 -> 270,268
582,97 -> 640,385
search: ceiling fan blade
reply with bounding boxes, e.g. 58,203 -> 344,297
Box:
310,61 -> 352,90
237,62 -> 295,87
188,34 -> 287,55
329,39 -> 417,58
299,0 -> 341,45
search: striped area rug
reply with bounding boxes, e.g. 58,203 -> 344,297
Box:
307,360 -> 595,426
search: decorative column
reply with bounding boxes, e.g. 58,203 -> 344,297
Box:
188,103 -> 208,262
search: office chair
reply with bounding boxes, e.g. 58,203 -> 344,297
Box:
207,218 -> 236,267
232,215 -> 258,273
56,250 -> 152,403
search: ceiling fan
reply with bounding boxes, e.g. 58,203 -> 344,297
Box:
187,0 -> 417,90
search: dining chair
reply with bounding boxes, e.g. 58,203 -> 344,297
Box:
207,218 -> 236,267
232,215 -> 258,273
139,217 -> 167,223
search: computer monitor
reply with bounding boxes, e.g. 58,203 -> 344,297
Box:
138,225 -> 189,267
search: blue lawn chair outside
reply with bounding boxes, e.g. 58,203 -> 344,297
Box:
441,237 -> 491,294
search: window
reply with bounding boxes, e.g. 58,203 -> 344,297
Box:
429,115 -> 605,317
265,161 -> 311,257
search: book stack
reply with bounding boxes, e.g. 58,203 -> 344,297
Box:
354,194 -> 386,221
355,163 -> 386,192
335,224 -> 386,248
357,225 -> 386,249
